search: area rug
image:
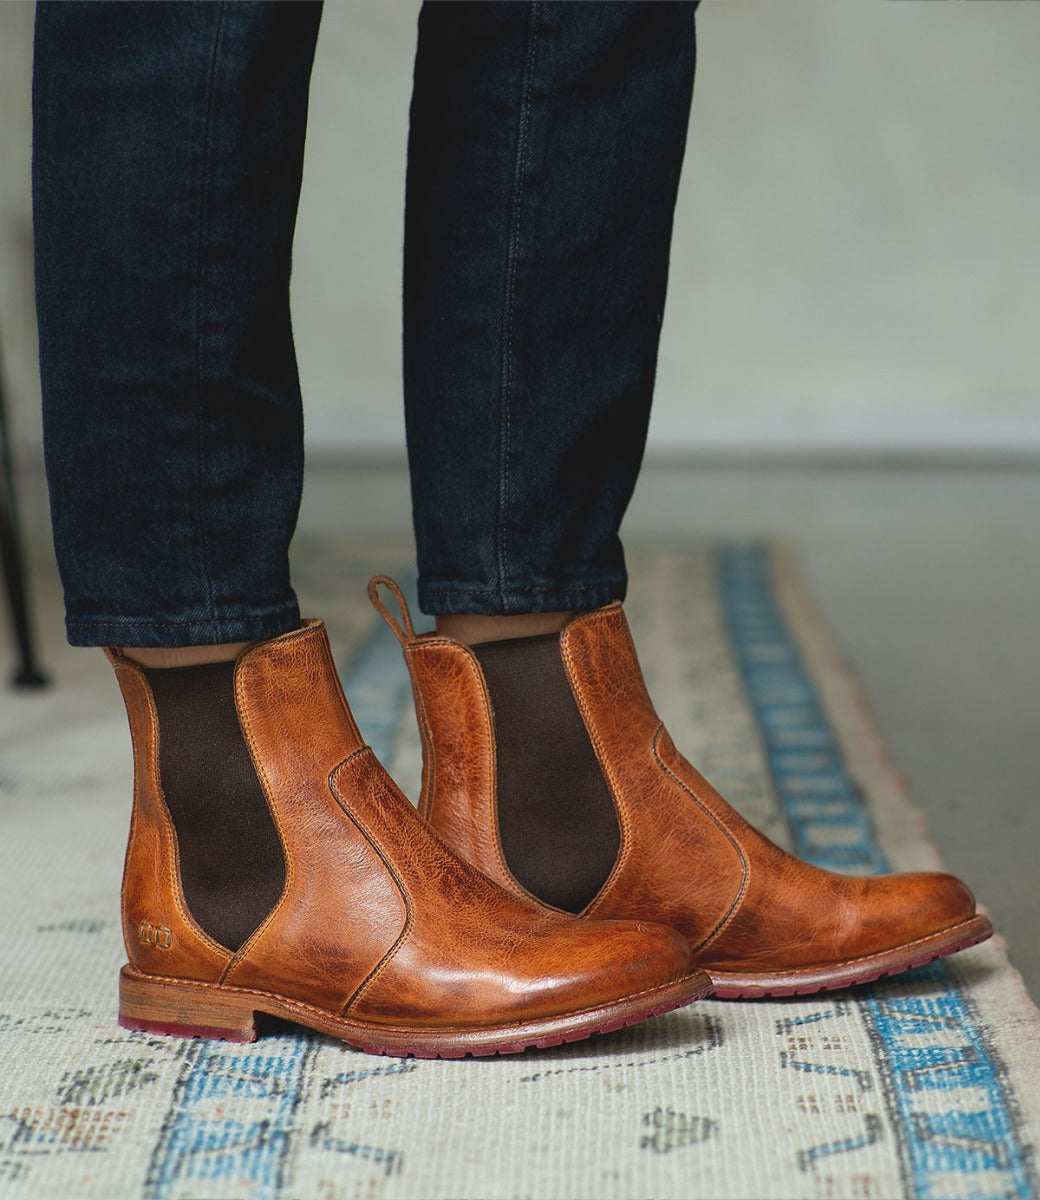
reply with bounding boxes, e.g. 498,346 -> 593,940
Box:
0,540 -> 1036,1200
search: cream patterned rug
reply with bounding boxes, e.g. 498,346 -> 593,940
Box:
0,540 -> 1036,1200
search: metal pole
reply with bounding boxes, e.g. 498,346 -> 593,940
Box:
0,316 -> 48,688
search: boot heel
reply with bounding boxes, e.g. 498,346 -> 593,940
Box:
118,966 -> 258,1043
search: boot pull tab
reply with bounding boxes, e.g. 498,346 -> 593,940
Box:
368,575 -> 417,645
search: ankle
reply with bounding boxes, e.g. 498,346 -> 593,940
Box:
121,641 -> 252,668
435,612 -> 572,646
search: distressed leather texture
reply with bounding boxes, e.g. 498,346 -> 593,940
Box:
109,621 -> 695,1029
402,604 -> 979,975
405,638 -> 519,894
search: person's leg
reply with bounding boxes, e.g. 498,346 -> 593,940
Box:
34,0 -> 316,653
389,2 -> 991,984
33,1 -> 708,1053
404,1 -> 697,630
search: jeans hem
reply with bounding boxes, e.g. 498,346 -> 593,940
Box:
417,578 -> 627,616
65,600 -> 302,648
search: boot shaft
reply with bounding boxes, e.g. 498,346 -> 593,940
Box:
377,576 -> 662,914
107,620 -> 368,981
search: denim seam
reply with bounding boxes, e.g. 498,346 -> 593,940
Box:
420,581 -> 625,597
66,601 -> 300,630
191,1 -> 228,643
496,2 -> 541,609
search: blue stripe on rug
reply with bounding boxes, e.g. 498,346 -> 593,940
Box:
717,543 -> 1033,1200
146,1037 -> 319,1200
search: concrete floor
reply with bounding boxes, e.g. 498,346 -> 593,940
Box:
9,461 -> 1039,998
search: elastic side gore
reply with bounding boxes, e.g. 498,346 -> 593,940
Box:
472,633 -> 620,914
143,660 -> 286,951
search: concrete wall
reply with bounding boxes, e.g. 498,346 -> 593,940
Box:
0,1 -> 38,453
661,1 -> 1040,456
2,1 -> 1038,460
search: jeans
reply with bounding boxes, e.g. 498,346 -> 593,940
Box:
33,1 -> 697,646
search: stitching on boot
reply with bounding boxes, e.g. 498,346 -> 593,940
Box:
651,725 -> 750,954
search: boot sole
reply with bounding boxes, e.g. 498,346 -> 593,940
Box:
704,914 -> 994,999
118,964 -> 713,1058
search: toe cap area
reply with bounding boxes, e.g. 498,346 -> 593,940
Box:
351,914 -> 697,1029
693,863 -> 980,974
857,870 -> 977,948
817,869 -> 979,964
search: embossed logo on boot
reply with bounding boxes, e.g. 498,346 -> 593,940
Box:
137,922 -> 172,949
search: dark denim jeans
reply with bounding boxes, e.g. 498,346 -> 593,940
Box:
33,1 -> 696,646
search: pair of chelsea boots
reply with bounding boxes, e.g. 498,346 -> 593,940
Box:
111,618 -> 708,1058
109,577 -> 991,1059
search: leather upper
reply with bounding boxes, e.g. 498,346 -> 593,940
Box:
402,603 -> 979,973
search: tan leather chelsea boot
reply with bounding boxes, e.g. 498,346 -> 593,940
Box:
107,619 -> 711,1058
373,577 -> 993,998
